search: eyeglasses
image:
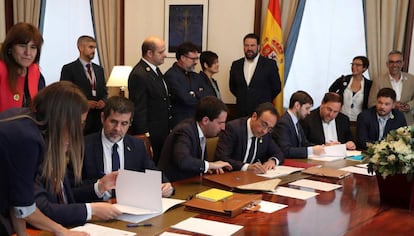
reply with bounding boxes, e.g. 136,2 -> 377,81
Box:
388,60 -> 403,65
350,63 -> 364,67
259,119 -> 273,133
184,54 -> 199,61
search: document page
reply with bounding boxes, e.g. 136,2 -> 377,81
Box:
308,144 -> 346,161
171,217 -> 243,236
71,223 -> 136,236
257,165 -> 304,178
289,179 -> 342,191
271,186 -> 319,200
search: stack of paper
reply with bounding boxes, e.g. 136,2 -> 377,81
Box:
71,223 -> 136,236
308,144 -> 346,161
196,188 -> 233,202
171,217 -> 243,236
257,165 -> 304,178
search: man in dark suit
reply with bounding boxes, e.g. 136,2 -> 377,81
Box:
164,42 -> 213,128
70,96 -> 174,203
128,36 -> 171,164
158,96 -> 232,182
229,33 -> 281,118
272,91 -> 325,158
60,35 -> 107,135
357,88 -> 407,150
301,92 -> 356,150
214,102 -> 284,173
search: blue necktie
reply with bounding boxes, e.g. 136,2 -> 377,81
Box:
112,143 -> 120,171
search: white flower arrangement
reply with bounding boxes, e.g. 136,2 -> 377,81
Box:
363,126 -> 414,179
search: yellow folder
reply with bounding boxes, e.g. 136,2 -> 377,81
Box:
195,188 -> 234,202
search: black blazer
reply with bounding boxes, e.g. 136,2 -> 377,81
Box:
214,117 -> 284,170
229,56 -> 281,117
34,174 -> 87,227
329,75 -> 372,109
70,133 -> 168,203
301,108 -> 354,145
356,107 -> 407,150
199,71 -> 220,98
158,119 -> 206,182
164,63 -> 211,127
128,59 -> 171,136
60,59 -> 107,101
272,112 -> 313,158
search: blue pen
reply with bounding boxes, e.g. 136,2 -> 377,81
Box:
126,223 -> 153,227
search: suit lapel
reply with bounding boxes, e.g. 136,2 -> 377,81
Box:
123,137 -> 134,168
96,134 -> 105,175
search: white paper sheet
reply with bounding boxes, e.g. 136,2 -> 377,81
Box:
289,179 -> 342,191
308,144 -> 347,161
116,198 -> 185,223
346,150 -> 362,156
258,200 -> 288,213
171,217 -> 243,236
160,232 -> 191,236
271,186 -> 319,200
115,169 -> 162,213
257,166 -> 304,178
356,163 -> 368,168
71,223 -> 136,236
339,166 -> 375,176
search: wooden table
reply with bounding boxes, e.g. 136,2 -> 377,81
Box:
33,159 -> 414,235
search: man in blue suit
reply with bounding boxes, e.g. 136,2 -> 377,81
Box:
70,96 -> 174,203
272,91 -> 325,158
229,33 -> 281,118
214,102 -> 284,173
357,88 -> 407,150
158,96 -> 232,182
60,35 -> 108,135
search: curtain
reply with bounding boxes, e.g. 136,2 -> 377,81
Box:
280,0 -> 298,44
284,0 -> 306,79
13,0 -> 41,26
0,0 -> 6,40
364,0 -> 409,80
90,0 -> 122,80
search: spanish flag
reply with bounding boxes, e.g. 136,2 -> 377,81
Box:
261,0 -> 284,114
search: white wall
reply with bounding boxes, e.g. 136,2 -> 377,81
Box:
125,0 -> 256,103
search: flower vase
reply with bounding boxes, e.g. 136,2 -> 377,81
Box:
376,173 -> 414,211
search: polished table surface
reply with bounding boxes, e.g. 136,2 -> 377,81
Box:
34,159 -> 414,236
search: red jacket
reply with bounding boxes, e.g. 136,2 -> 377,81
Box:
0,61 -> 41,112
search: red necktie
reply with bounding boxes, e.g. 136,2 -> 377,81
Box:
86,64 -> 95,89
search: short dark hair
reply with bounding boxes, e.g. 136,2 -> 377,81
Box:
353,56 -> 369,68
77,35 -> 96,47
254,102 -> 279,117
103,96 -> 135,121
200,51 -> 218,70
322,92 -> 343,105
141,39 -> 157,57
176,41 -> 199,60
289,90 -> 313,109
377,88 -> 397,101
195,96 -> 228,122
243,33 -> 260,44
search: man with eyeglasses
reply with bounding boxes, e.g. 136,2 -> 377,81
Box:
214,102 -> 284,174
164,42 -> 214,128
368,50 -> 414,125
69,96 -> 174,203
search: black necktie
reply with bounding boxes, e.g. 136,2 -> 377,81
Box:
112,143 -> 120,171
296,123 -> 302,146
156,67 -> 163,77
247,137 -> 257,163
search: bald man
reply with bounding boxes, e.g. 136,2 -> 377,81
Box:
128,36 -> 172,164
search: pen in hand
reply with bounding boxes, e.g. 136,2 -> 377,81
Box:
126,223 -> 153,227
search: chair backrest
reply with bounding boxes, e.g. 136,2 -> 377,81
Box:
206,137 -> 219,161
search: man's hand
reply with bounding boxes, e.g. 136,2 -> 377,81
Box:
88,100 -> 98,109
345,141 -> 356,150
312,145 -> 325,156
247,162 -> 267,174
208,161 -> 232,174
161,183 -> 174,197
97,172 -> 118,194
262,159 -> 277,170
96,99 -> 106,109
